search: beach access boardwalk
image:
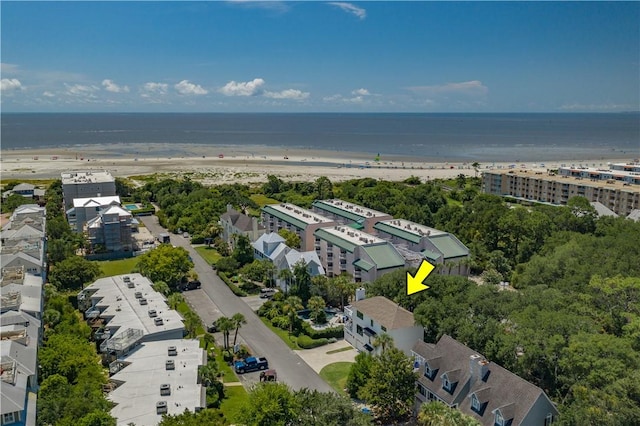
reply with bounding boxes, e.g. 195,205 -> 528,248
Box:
137,215 -> 335,394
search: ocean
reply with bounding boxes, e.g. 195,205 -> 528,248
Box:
1,113 -> 638,162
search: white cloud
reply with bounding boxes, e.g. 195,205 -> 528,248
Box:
65,83 -> 100,97
141,82 -> 169,97
558,103 -> 637,112
42,91 -> 55,98
407,80 -> 488,96
102,79 -> 130,93
219,78 -> 265,96
1,78 -> 23,92
264,89 -> 309,100
329,2 -> 366,20
226,0 -> 289,12
175,80 -> 208,95
352,88 -> 370,96
323,94 -> 343,102
1,63 -> 20,75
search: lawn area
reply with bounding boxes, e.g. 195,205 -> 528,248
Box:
177,301 -> 206,336
214,348 -> 239,383
95,257 -> 139,277
319,362 -> 353,396
259,317 -> 301,350
219,384 -> 249,424
195,246 -> 222,265
250,194 -> 280,206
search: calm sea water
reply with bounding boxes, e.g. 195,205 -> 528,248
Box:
1,113 -> 638,162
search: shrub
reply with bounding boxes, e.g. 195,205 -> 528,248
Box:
218,272 -> 247,297
297,334 -> 329,349
191,234 -> 205,244
302,322 -> 344,339
271,316 -> 290,330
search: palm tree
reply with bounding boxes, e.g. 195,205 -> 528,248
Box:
372,332 -> 394,354
215,316 -> 235,350
202,333 -> 216,352
278,268 -> 294,296
152,280 -> 170,296
231,313 -> 247,346
472,161 -> 480,178
167,293 -> 184,310
183,311 -> 201,338
307,295 -> 326,324
333,274 -> 355,310
282,296 -> 303,335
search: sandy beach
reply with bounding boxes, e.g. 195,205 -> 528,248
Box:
0,143 -> 632,185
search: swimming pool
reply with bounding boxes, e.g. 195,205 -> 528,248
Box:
125,204 -> 139,211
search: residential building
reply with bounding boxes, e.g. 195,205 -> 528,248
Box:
67,195 -> 122,232
0,205 -> 46,281
107,339 -> 205,426
219,204 -> 266,248
412,335 -> 558,426
312,199 -> 392,233
1,267 -> 43,321
61,170 -> 116,209
252,233 -> 325,292
482,168 -> 640,216
314,225 -> 405,281
374,219 -> 470,276
344,293 -> 423,356
261,204 -> 335,251
0,311 -> 40,426
1,183 -> 45,202
78,274 -> 185,359
85,205 -> 134,255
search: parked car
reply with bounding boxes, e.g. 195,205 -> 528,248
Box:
180,280 -> 201,291
260,288 -> 277,299
206,322 -> 218,333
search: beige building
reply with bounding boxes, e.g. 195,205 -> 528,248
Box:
261,204 -> 335,251
482,168 -> 640,216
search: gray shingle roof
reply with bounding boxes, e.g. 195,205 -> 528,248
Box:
352,296 -> 416,330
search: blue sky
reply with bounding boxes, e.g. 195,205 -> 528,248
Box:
1,1 -> 639,112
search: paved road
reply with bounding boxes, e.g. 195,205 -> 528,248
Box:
139,215 -> 335,393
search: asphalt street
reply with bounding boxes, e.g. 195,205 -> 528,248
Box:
138,215 -> 335,393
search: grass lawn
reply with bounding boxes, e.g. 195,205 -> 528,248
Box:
195,246 -> 222,265
319,362 -> 353,396
219,384 -> 249,424
177,301 -> 206,336
214,348 -> 239,383
250,194 -> 280,206
259,317 -> 301,350
95,257 -> 139,277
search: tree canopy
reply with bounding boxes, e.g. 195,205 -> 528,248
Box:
136,243 -> 193,287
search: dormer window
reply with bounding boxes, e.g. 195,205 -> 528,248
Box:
495,410 -> 504,426
443,376 -> 451,391
471,394 -> 481,411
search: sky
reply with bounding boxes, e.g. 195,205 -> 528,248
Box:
1,1 -> 639,113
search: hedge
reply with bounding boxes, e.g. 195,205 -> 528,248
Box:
218,272 -> 247,297
297,334 -> 329,349
302,322 -> 344,339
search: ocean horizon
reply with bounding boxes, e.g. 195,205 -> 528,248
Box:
2,112 -> 638,162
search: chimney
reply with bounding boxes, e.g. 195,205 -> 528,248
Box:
469,354 -> 490,383
355,287 -> 366,301
252,217 -> 258,235
227,204 -> 233,213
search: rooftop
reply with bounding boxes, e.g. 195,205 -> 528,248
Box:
375,219 -> 446,244
312,199 -> 391,221
61,170 -> 115,184
263,204 -> 333,228
72,195 -> 121,208
314,226 -> 386,252
107,339 -> 204,426
484,169 -> 640,191
351,296 -> 416,330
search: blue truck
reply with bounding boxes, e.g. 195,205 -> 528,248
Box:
234,356 -> 268,374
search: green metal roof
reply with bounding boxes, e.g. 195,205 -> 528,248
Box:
312,201 -> 364,222
421,249 -> 442,262
348,222 -> 365,230
313,228 -> 357,252
373,222 -> 421,244
262,205 -> 307,230
353,259 -> 375,271
362,244 -> 405,270
430,234 -> 469,259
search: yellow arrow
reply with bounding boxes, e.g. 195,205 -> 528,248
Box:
407,260 -> 435,295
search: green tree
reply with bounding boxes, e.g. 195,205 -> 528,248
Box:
183,311 -> 201,338
202,333 -> 216,352
292,260 -> 312,305
315,176 -> 334,200
307,295 -> 326,324
137,244 -> 193,287
215,316 -> 235,349
152,280 -> 171,296
360,347 -> 417,423
76,411 -> 117,426
294,388 -> 372,426
231,312 -> 247,346
157,408 -> 226,426
1,193 -> 33,213
232,234 -> 254,266
372,332 -> 394,354
167,293 -> 184,310
278,268 -> 294,295
346,352 -> 374,399
278,228 -> 302,249
282,296 -> 304,335
417,401 -> 481,426
48,256 -> 100,291
239,382 -> 299,426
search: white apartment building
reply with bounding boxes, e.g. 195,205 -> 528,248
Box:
312,199 -> 393,233
62,170 -> 116,209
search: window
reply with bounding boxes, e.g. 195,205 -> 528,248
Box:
356,325 -> 363,336
381,325 -> 387,332
471,394 -> 481,412
494,411 -> 504,426
417,383 -> 426,397
3,412 -> 16,424
544,413 -> 554,426
442,376 -> 451,392
370,319 -> 374,327
424,365 -> 433,379
356,311 -> 363,320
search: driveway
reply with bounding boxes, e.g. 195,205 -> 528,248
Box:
294,340 -> 357,374
138,215 -> 335,393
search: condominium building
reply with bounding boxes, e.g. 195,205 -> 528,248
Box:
61,170 -> 116,209
482,168 -> 640,216
68,195 -> 122,232
374,219 -> 470,276
85,205 -> 134,255
312,199 -> 393,233
261,204 -> 335,251
314,225 -> 405,282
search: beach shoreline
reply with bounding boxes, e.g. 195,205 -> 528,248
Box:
1,143 -> 635,184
